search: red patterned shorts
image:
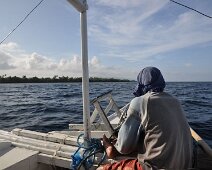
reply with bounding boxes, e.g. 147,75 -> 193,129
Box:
102,159 -> 143,170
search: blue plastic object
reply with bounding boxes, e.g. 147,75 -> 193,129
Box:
71,134 -> 106,170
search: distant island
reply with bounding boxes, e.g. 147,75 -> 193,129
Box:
0,75 -> 131,83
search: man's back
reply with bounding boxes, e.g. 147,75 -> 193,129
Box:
138,92 -> 193,169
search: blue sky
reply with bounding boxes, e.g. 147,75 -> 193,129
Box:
0,0 -> 211,81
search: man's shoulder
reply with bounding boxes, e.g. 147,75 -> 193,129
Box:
149,92 -> 181,105
149,91 -> 175,98
131,95 -> 144,104
129,96 -> 144,111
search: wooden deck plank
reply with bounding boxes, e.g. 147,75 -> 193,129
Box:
69,123 -> 118,131
51,130 -> 110,138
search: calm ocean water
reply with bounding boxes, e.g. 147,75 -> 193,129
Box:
0,82 -> 211,146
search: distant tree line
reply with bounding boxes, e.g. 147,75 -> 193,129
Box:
0,75 -> 130,83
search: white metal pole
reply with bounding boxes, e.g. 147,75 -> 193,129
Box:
80,10 -> 91,143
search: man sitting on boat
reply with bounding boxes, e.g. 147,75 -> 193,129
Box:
98,66 -> 193,170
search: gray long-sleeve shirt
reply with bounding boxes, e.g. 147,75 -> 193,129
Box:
115,92 -> 193,169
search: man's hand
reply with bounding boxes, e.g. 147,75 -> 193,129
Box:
102,134 -> 119,159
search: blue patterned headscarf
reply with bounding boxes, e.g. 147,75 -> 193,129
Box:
133,67 -> 166,97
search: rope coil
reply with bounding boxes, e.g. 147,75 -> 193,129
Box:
71,134 -> 106,170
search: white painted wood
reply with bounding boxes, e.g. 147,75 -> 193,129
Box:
91,91 -> 112,104
90,99 -> 118,124
69,123 -> 118,131
67,0 -> 88,12
104,100 -> 114,115
13,142 -> 72,159
107,114 -> 120,124
80,9 -> 91,144
67,0 -> 91,145
90,108 -> 98,123
12,128 -> 81,146
106,104 -> 129,123
0,131 -> 77,158
110,98 -> 121,117
93,102 -> 114,135
54,130 -> 110,138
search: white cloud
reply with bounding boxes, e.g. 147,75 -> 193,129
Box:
95,0 -> 169,10
0,42 -> 137,78
0,50 -> 16,70
0,42 -> 18,50
88,1 -> 212,61
90,56 -> 100,67
26,53 -> 57,70
58,56 -> 82,74
89,0 -> 169,46
185,63 -> 192,67
95,0 -> 141,8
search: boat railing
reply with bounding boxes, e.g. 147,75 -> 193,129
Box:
190,128 -> 212,157
90,90 -> 125,136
